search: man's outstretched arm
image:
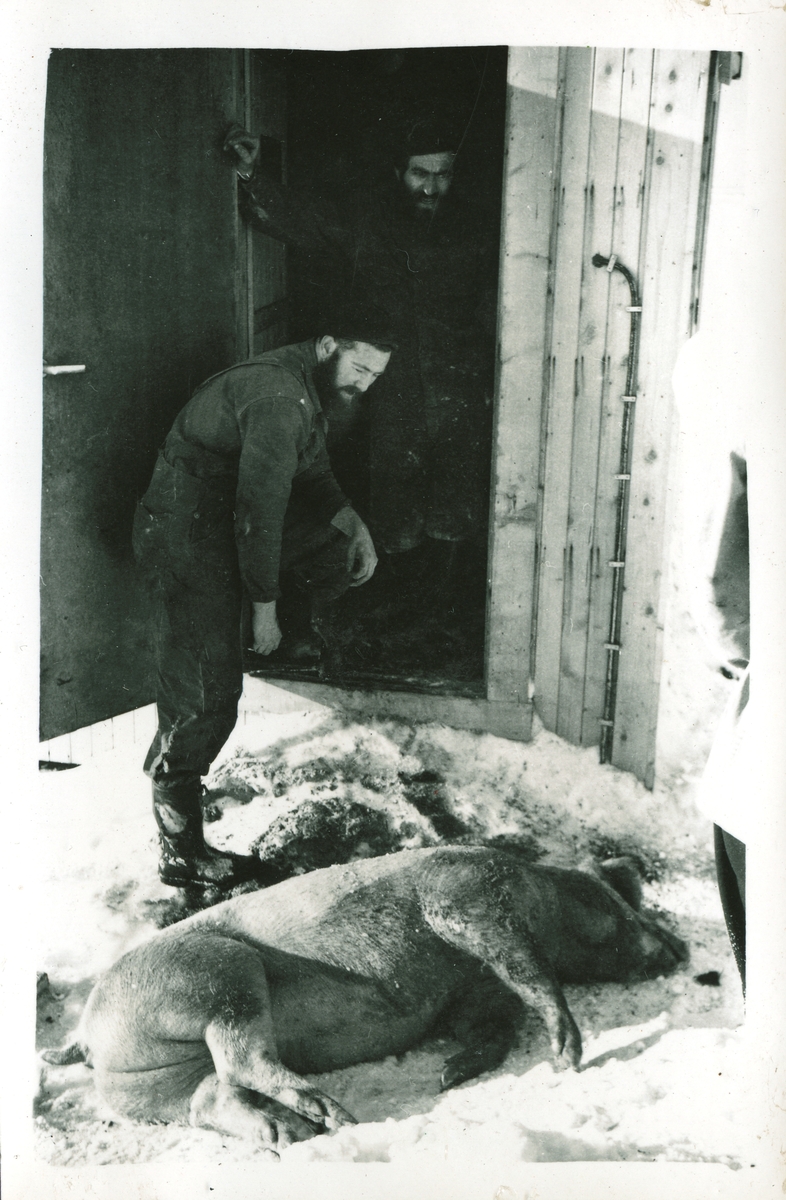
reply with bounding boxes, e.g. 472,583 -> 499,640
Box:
223,126 -> 352,258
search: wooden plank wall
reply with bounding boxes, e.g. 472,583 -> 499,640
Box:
611,51 -> 710,784
533,49 -> 710,786
40,705 -> 158,767
582,49 -> 654,752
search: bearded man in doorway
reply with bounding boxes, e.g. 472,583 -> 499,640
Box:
133,305 -> 394,891
224,117 -> 497,585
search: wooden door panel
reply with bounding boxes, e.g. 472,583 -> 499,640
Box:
485,47 -> 560,717
533,47 -> 595,733
41,49 -> 248,739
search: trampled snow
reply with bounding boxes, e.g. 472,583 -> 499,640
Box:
34,643 -> 750,1169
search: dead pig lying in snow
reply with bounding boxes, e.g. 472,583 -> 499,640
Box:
43,846 -> 686,1155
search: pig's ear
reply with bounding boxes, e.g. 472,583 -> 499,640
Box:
597,856 -> 643,912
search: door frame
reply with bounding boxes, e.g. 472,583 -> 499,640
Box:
256,46 -> 715,774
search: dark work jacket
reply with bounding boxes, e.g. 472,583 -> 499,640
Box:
240,170 -> 497,550
158,340 -> 347,603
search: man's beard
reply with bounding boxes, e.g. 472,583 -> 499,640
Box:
410,191 -> 439,214
398,185 -> 448,227
313,353 -> 360,404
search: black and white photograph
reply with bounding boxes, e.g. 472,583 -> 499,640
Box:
2,3 -> 785,1198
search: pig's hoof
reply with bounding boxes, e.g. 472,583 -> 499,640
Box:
440,1050 -> 479,1091
552,1013 -> 582,1071
268,1108 -> 322,1147
440,1043 -> 508,1091
274,1086 -> 356,1130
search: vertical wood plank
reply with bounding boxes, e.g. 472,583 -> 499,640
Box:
229,48 -> 251,360
557,49 -> 625,743
67,722 -> 94,764
244,50 -> 255,357
533,48 -> 594,732
131,704 -> 157,747
40,731 -> 74,764
612,50 -> 710,784
250,50 -> 288,354
582,48 -> 655,745
486,47 -> 561,706
39,705 -> 159,762
89,715 -> 115,757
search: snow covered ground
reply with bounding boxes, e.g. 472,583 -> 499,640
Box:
32,615 -> 752,1175
29,362 -> 759,1178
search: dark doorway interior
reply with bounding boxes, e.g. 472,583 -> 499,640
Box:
247,47 -> 508,695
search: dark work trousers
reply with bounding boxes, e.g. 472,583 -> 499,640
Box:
133,456 -> 352,797
714,825 -> 746,993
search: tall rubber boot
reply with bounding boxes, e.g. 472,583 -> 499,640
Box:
152,782 -> 260,890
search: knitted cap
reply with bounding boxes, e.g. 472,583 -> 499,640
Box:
321,300 -> 398,351
396,113 -> 460,161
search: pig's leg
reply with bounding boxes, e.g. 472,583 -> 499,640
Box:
421,870 -> 582,1069
177,933 -> 355,1147
190,1074 -> 318,1156
438,973 -> 521,1090
203,1013 -> 357,1133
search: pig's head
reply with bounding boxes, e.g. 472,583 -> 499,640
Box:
629,914 -> 689,979
548,858 -> 688,984
597,856 -> 688,979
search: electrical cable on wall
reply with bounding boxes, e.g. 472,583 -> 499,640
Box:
591,252 -> 642,765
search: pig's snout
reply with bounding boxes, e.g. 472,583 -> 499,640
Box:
639,921 -> 688,977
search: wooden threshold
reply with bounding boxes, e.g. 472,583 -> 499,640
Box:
242,672 -> 533,742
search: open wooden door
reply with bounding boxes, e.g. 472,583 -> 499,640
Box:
41,49 -> 270,739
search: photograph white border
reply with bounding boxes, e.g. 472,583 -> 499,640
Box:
2,2 -> 785,1197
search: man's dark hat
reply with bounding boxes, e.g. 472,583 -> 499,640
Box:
397,113 -> 461,160
323,300 -> 398,351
